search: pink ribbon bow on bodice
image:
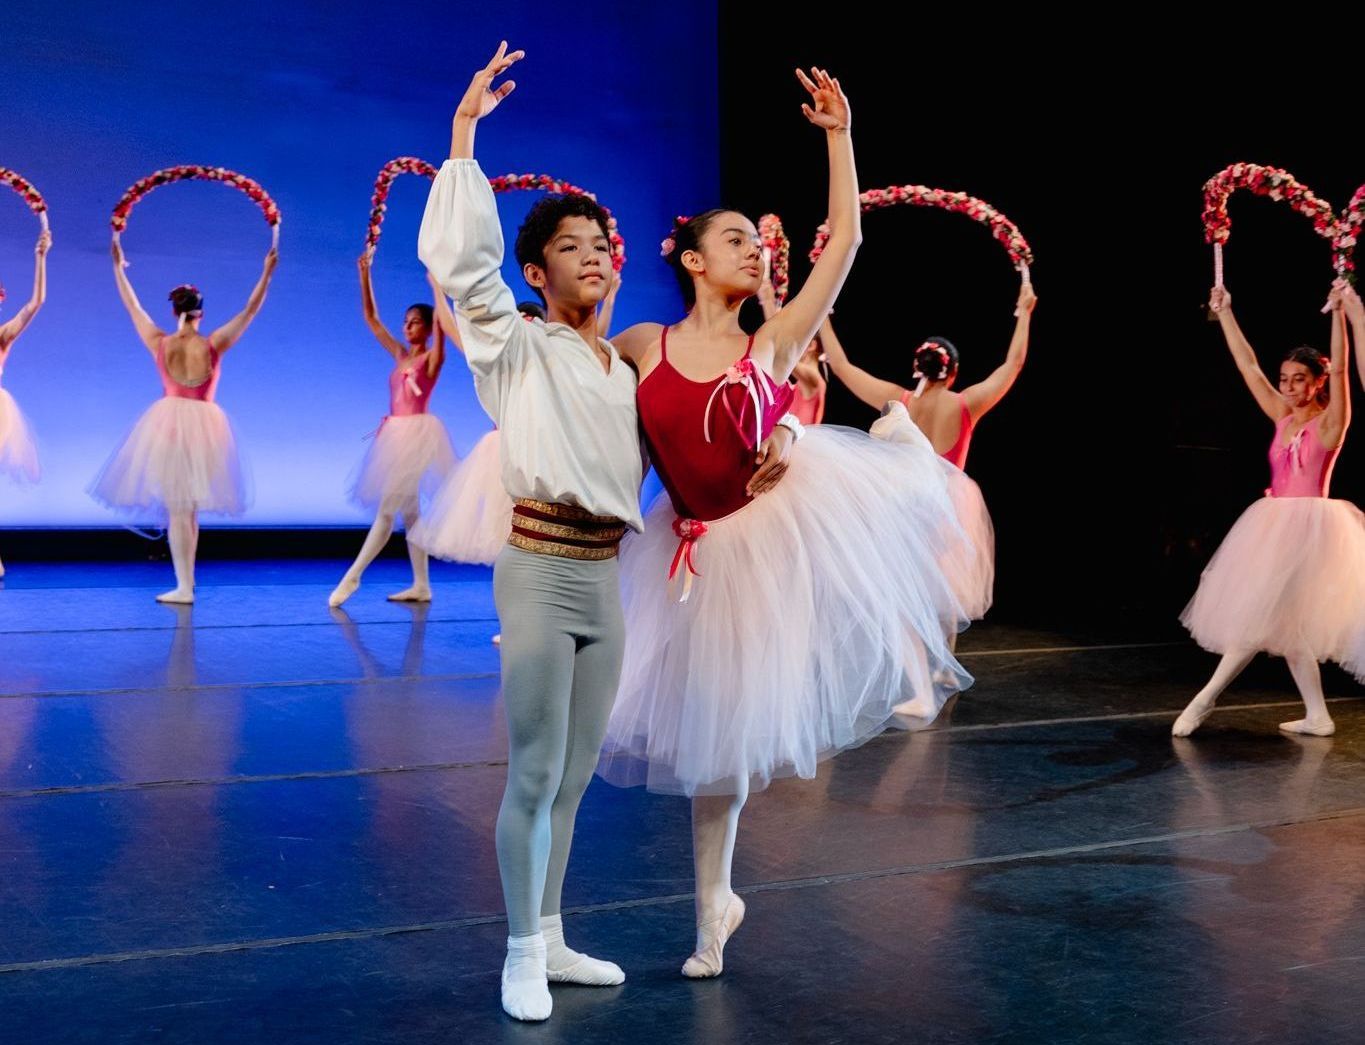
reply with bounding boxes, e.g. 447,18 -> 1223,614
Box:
703,358 -> 774,451
401,366 -> 424,400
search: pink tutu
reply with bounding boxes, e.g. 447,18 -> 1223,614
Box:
409,430 -> 512,564
1181,495 -> 1365,674
598,402 -> 975,797
0,388 -> 39,484
90,397 -> 248,517
349,414 -> 456,516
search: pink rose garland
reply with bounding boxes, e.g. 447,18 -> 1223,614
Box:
111,165 -> 281,249
1333,183 -> 1364,284
487,173 -> 627,272
364,157 -> 439,256
0,168 -> 49,232
365,161 -> 626,272
1201,163 -> 1339,286
758,213 -> 790,304
810,184 -> 1034,285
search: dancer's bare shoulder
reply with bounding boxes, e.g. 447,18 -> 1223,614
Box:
610,322 -> 665,364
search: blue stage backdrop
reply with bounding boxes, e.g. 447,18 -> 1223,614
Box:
1,1 -> 715,526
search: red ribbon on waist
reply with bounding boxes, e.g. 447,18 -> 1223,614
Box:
668,517 -> 708,602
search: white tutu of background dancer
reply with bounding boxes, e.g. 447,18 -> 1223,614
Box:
819,282 -> 1037,622
0,384 -> 39,485
409,428 -> 511,564
91,388 -> 249,517
1181,494 -> 1365,667
348,411 -> 455,515
868,399 -> 995,624
942,468 -> 994,620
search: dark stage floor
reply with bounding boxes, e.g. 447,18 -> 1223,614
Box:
1,560 -> 1363,1044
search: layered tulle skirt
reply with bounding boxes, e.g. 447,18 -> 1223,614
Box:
598,403 -> 979,797
349,413 -> 456,516
409,430 -> 513,564
89,397 -> 247,517
1181,495 -> 1365,677
870,405 -> 995,620
0,388 -> 39,484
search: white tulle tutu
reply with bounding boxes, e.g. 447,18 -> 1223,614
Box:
409,430 -> 513,564
349,414 -> 456,515
0,388 -> 39,484
869,406 -> 994,620
943,468 -> 995,620
89,397 -> 248,517
598,403 -> 975,797
1181,495 -> 1365,674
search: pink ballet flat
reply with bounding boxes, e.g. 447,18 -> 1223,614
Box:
1172,699 -> 1215,737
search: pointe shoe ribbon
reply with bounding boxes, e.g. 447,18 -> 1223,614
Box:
682,893 -> 745,979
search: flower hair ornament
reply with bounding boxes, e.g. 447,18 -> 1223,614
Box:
911,340 -> 953,398
660,215 -> 691,259
168,284 -> 204,316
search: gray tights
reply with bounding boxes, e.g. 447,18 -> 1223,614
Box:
492,545 -> 625,936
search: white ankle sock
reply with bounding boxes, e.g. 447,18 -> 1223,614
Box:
501,933 -> 551,1021
540,914 -> 624,986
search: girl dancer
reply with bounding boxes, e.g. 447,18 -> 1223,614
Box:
600,68 -> 975,978
92,240 -> 276,602
328,260 -> 456,607
819,285 -> 1036,621
1173,282 -> 1365,737
0,229 -> 50,576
